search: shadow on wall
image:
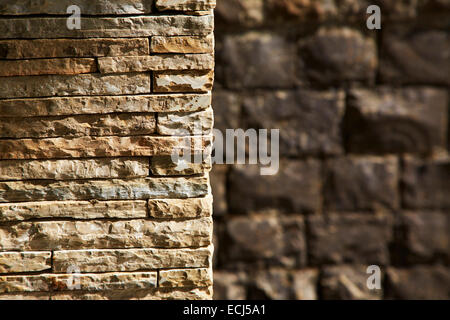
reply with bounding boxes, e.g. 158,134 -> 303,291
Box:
211,0 -> 450,300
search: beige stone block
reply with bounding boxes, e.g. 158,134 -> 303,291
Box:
0,217 -> 213,251
0,58 -> 97,77
156,0 -> 216,11
0,252 -> 51,273
159,268 -> 213,288
151,155 -> 211,175
151,35 -> 214,53
154,71 -> 214,93
148,196 -> 212,218
98,54 -> 214,73
157,107 -> 213,135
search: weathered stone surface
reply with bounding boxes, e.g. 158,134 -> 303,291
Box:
0,292 -> 50,300
345,87 -> 448,154
220,32 -> 297,88
0,272 -> 157,293
0,73 -> 150,99
308,214 -> 393,265
0,16 -> 214,39
228,161 -> 322,214
0,252 -> 51,273
0,58 -> 97,77
0,38 -> 149,59
159,268 -> 212,288
0,217 -> 212,251
148,197 -> 212,218
53,246 -> 213,273
151,35 -> 214,53
213,271 -> 247,300
0,200 -> 147,222
216,0 -> 264,27
324,156 -> 399,211
223,214 -> 307,268
50,287 -> 212,300
99,54 -> 214,73
212,90 -> 241,133
380,27 -> 450,85
0,176 -> 209,203
210,165 -> 227,216
250,269 -> 318,300
0,0 -> 154,15
157,107 -> 213,135
154,71 -> 214,93
386,266 -> 450,299
242,89 -> 345,156
0,114 -> 156,138
0,158 -> 149,181
402,156 -> 450,210
0,135 -> 211,160
321,265 -> 383,300
299,27 -> 377,85
0,94 -> 211,117
151,155 -> 211,176
156,0 -> 216,11
395,211 -> 449,264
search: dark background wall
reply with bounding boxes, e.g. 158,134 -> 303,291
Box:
211,0 -> 449,300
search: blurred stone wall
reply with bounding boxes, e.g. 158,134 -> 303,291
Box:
212,0 -> 449,300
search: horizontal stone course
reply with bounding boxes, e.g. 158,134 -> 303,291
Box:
157,107 -> 213,136
0,94 -> 211,117
0,16 -> 213,39
159,268 -> 212,288
0,114 -> 156,139
0,135 -> 211,160
156,0 -> 216,11
148,196 -> 212,218
154,71 -> 214,93
0,252 -> 51,274
151,35 -> 214,53
98,54 -> 214,73
0,158 -> 149,181
0,217 -> 213,251
0,200 -> 148,221
53,246 -> 213,273
0,176 -> 209,202
0,58 -> 97,77
0,73 -> 150,99
0,38 -> 149,59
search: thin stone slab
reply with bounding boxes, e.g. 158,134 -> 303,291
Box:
159,268 -> 213,288
148,196 -> 212,218
0,58 -> 97,77
0,252 -> 51,273
154,71 -> 214,93
155,0 -> 216,11
151,35 -> 214,53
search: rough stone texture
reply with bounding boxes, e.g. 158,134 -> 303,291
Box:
148,197 -> 212,218
0,135 -> 211,160
386,266 -> 450,299
0,252 -> 51,274
0,114 -> 156,138
308,214 -> 393,265
242,89 -> 345,157
156,0 -> 216,11
223,214 -> 307,268
320,265 -> 383,300
0,217 -> 213,251
154,71 -> 214,93
0,38 -> 150,59
0,58 -> 97,77
380,26 -> 450,85
151,155 -> 212,176
220,32 -> 297,88
159,268 -> 212,288
0,158 -> 149,181
151,35 -> 214,53
395,211 -> 449,264
324,156 -> 399,211
0,0 -> 154,15
0,272 -> 158,293
299,27 -> 377,85
0,177 -> 209,202
53,246 -> 213,273
345,88 -> 448,155
0,200 -> 148,222
0,94 -> 211,117
157,107 -> 214,135
228,161 -> 322,214
0,73 -> 150,99
402,156 -> 450,210
99,54 -> 214,74
0,16 -> 213,39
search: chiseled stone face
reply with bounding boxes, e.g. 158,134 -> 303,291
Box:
156,0 -> 216,11
0,252 -> 52,274
159,268 -> 213,288
151,35 -> 214,53
154,71 -> 214,93
148,196 -> 212,218
157,107 -> 214,136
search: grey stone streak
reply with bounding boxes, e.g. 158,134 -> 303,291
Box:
0,217 -> 212,250
0,94 -> 211,117
0,16 -> 213,39
0,176 -> 209,202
